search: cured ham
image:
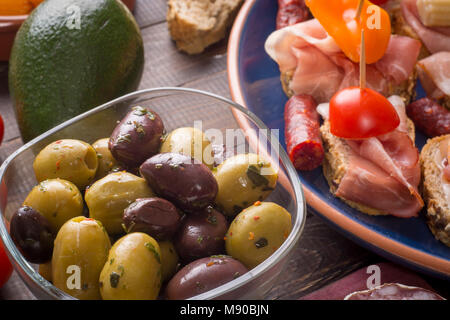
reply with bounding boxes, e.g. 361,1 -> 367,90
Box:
416,52 -> 450,100
265,19 -> 421,103
401,0 -> 450,54
335,96 -> 423,218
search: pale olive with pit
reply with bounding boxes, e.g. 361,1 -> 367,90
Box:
92,138 -> 119,180
23,179 -> 83,233
99,232 -> 162,300
225,202 -> 291,269
52,217 -> 111,300
85,172 -> 154,235
159,241 -> 179,282
214,153 -> 277,217
33,139 -> 98,191
160,127 -> 214,168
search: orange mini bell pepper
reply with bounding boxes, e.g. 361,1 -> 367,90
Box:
305,0 -> 391,64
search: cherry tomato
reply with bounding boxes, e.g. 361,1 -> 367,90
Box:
0,239 -> 13,288
329,87 -> 400,139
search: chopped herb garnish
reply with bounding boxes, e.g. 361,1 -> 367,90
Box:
110,272 -> 120,288
117,265 -> 125,276
132,106 -> 148,116
255,237 -> 268,249
197,235 -> 204,244
144,242 -> 161,263
109,258 -> 115,265
246,165 -> 269,187
155,163 -> 163,169
206,214 -> 217,225
147,112 -> 155,121
233,272 -> 240,279
117,134 -> 132,143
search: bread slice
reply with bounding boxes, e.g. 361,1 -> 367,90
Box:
420,135 -> 450,247
167,0 -> 243,54
320,119 -> 416,216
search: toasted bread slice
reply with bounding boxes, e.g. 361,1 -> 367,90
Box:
320,119 -> 416,216
167,0 -> 243,54
420,135 -> 450,247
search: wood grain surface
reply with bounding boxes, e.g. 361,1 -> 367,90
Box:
0,0 -> 448,300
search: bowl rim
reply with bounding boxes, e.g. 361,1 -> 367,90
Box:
226,0 -> 450,277
0,87 -> 306,300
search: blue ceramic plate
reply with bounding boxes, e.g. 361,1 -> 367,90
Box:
228,0 -> 450,278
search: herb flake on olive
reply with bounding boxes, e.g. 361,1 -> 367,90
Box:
110,272 -> 120,288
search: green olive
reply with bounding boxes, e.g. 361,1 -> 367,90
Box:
39,262 -> 52,282
99,232 -> 162,300
160,127 -> 214,168
214,153 -> 277,217
159,241 -> 179,282
92,138 -> 119,180
225,202 -> 291,269
85,172 -> 154,235
23,179 -> 83,233
52,217 -> 111,300
33,139 -> 98,191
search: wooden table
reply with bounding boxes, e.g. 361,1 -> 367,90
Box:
0,0 -> 448,300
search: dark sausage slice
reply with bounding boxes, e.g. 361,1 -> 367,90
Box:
406,98 -> 450,137
284,94 -> 324,171
276,0 -> 310,30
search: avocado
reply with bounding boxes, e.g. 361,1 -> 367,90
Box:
9,0 -> 144,142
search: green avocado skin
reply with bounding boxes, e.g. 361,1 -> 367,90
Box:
9,0 -> 144,142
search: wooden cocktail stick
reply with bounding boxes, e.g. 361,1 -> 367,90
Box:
356,0 -> 364,20
360,28 -> 366,90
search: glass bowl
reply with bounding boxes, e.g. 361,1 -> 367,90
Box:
0,87 -> 306,300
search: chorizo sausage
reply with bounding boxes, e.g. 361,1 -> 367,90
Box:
284,94 -> 324,170
276,0 -> 310,30
406,98 -> 450,137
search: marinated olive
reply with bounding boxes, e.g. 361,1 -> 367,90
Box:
109,106 -> 165,168
140,152 -> 218,213
165,255 -> 248,300
122,197 -> 181,240
174,206 -> 228,263
99,232 -> 162,300
10,206 -> 54,264
52,217 -> 111,300
159,241 -> 179,282
39,262 -> 52,282
225,202 -> 291,269
23,179 -> 83,233
160,127 -> 214,168
92,138 -> 119,180
214,153 -> 277,217
85,172 -> 154,235
33,139 -> 98,191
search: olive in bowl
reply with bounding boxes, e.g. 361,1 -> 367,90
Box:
140,152 -> 218,213
160,127 -> 214,168
165,255 -> 248,300
33,139 -> 98,191
174,206 -> 228,263
10,206 -> 54,264
92,138 -> 120,180
214,153 -> 277,217
109,106 -> 165,168
23,179 -> 84,233
85,171 -> 154,235
122,197 -> 181,240
225,202 -> 292,269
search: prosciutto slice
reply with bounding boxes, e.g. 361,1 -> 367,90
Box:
416,52 -> 450,100
335,96 -> 423,218
265,19 -> 421,103
401,0 -> 450,54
